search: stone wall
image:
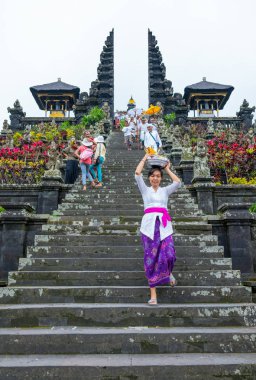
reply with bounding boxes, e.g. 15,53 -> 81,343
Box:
0,182 -> 71,214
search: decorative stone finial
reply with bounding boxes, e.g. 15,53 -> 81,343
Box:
58,77 -> 61,82
203,77 -> 206,81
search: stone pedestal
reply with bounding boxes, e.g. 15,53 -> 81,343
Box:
0,204 -> 48,282
179,159 -> 194,185
38,177 -> 63,214
218,203 -> 256,274
192,178 -> 215,214
170,147 -> 182,166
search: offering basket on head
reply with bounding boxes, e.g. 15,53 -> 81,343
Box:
145,147 -> 169,168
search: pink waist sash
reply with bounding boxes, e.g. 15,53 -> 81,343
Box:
144,207 -> 171,228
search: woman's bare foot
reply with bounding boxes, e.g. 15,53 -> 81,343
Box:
170,273 -> 177,287
83,185 -> 87,191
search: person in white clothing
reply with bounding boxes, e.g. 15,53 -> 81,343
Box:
144,124 -> 162,152
138,117 -> 148,149
135,155 -> 181,305
122,121 -> 134,150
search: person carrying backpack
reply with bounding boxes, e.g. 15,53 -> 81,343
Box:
75,138 -> 96,191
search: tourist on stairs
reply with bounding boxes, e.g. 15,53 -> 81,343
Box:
89,135 -> 106,188
74,139 -> 96,191
63,137 -> 79,184
135,156 -> 181,305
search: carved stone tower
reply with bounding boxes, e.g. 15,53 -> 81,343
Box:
148,29 -> 188,123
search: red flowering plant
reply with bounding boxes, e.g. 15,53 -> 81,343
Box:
207,131 -> 256,183
0,132 -> 67,185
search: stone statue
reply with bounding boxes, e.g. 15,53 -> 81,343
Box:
23,125 -> 31,143
216,122 -> 225,133
181,134 -> 193,161
2,119 -> 10,132
207,119 -> 214,134
156,101 -> 164,117
245,128 -> 255,146
2,119 -> 10,133
193,139 -> 211,178
236,99 -> 256,130
98,120 -> 105,134
172,125 -> 183,148
102,102 -> 110,120
7,135 -> 14,148
43,141 -> 62,179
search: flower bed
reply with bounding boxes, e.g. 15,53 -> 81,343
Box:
207,132 -> 256,183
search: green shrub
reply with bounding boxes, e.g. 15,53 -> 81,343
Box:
82,107 -> 105,127
249,203 -> 256,213
0,206 -> 6,213
164,112 -> 176,125
228,177 -> 256,185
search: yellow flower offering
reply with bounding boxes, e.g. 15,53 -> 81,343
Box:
145,147 -> 157,155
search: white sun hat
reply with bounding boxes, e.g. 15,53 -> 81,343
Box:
81,138 -> 93,147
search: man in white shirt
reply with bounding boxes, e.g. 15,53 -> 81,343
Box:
144,124 -> 162,152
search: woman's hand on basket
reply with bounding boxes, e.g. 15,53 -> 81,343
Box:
164,160 -> 171,171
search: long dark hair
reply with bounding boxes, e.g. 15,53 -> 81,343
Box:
147,166 -> 163,178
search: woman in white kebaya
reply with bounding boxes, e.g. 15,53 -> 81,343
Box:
135,155 -> 181,305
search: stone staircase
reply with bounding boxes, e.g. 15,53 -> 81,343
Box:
0,131 -> 256,379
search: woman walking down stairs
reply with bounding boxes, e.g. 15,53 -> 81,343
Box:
0,131 -> 255,379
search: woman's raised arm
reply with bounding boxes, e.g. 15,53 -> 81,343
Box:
135,154 -> 149,175
164,161 -> 181,183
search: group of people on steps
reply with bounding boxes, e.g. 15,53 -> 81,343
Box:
121,115 -> 162,151
65,109 -> 181,305
63,130 -> 106,191
119,110 -> 182,305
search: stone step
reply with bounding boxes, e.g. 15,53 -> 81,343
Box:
57,203 -> 200,213
0,353 -> 255,380
8,270 -> 241,287
47,215 -> 209,225
18,257 -> 232,272
64,192 -> 194,200
69,188 -> 190,195
40,223 -> 212,236
61,197 -> 196,205
1,326 -> 256,355
54,209 -> 204,217
0,303 -> 254,328
27,245 -> 224,258
0,286 -> 251,304
34,234 -> 219,247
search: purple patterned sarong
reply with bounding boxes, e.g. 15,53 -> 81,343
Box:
141,217 -> 176,288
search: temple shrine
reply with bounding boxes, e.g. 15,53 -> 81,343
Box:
184,77 -> 234,117
30,78 -> 80,118
127,96 -> 136,111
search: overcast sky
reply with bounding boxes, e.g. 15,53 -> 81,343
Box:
1,0 -> 256,126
